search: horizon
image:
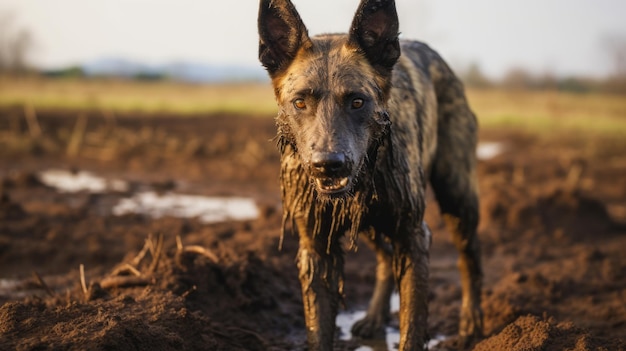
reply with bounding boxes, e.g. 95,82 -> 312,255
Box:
1,0 -> 625,79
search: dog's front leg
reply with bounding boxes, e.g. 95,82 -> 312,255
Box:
351,229 -> 394,339
295,217 -> 343,350
393,223 -> 430,350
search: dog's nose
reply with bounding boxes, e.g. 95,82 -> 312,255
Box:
311,152 -> 346,176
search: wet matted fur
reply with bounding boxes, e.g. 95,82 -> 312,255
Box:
258,0 -> 483,349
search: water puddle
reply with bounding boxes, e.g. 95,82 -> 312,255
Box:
112,191 -> 259,223
477,142 -> 504,160
0,279 -> 21,292
337,293 -> 447,350
0,279 -> 31,299
39,169 -> 129,193
38,169 -> 260,223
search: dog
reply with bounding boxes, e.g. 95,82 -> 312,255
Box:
258,0 -> 483,349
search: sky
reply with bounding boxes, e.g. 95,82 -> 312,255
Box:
1,0 -> 625,79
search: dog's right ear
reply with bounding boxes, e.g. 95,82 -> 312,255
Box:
258,0 -> 311,77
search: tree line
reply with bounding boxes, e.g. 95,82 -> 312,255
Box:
461,62 -> 626,94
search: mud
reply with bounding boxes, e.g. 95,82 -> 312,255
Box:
0,107 -> 625,350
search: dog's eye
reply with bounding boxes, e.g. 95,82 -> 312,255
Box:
351,98 -> 364,109
294,99 -> 307,110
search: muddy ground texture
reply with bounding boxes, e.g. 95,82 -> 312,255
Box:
0,107 -> 625,350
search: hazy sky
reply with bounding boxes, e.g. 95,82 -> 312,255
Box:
2,0 -> 625,78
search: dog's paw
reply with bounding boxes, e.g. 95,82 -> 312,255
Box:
350,314 -> 387,340
458,305 -> 484,347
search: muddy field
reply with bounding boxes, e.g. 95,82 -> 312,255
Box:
1,107 -> 625,350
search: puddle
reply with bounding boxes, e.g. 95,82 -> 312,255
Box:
337,293 -> 447,350
39,169 -> 129,193
0,279 -> 21,292
38,169 -> 259,224
0,279 -> 31,299
112,191 -> 259,223
477,142 -> 504,160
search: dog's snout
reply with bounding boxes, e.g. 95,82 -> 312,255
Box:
311,152 -> 346,176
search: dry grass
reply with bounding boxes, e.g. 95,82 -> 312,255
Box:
0,76 -> 277,116
467,89 -> 626,136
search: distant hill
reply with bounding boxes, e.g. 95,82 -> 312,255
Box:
79,57 -> 268,83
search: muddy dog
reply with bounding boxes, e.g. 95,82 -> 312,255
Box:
258,0 -> 482,349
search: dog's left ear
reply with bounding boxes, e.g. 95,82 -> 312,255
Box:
258,0 -> 311,77
348,0 -> 400,75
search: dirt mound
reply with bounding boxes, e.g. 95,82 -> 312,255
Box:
474,315 -> 623,351
0,233 -> 308,351
0,296 -> 219,351
481,181 -> 614,246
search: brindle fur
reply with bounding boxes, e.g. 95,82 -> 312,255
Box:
258,0 -> 483,349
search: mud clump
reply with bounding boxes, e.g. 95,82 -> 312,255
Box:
0,192 -> 25,220
481,182 -> 614,246
474,315 -> 624,351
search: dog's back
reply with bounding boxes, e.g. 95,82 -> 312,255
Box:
389,40 -> 478,177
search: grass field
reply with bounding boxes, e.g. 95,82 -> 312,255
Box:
467,89 -> 626,136
0,77 -> 277,116
1,77 -> 625,135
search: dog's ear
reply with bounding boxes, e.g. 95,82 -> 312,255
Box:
258,0 -> 311,77
348,0 -> 400,74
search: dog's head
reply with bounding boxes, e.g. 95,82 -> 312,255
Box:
258,0 -> 400,198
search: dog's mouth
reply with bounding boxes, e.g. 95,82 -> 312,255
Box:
314,176 -> 350,195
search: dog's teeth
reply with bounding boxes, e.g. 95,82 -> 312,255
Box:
315,177 -> 349,192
